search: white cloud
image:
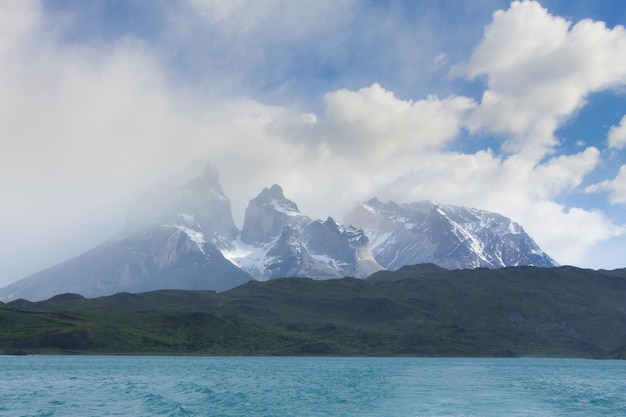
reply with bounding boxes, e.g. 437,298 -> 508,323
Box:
188,0 -> 247,22
187,0 -> 354,40
607,115 -> 626,149
0,2 -> 317,284
316,83 -> 475,161
2,0 -> 626,288
456,0 -> 626,159
0,0 -> 41,58
528,147 -> 600,199
266,81 -> 610,266
516,203 -> 623,264
586,165 -> 626,205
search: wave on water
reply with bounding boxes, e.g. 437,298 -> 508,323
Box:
0,356 -> 624,417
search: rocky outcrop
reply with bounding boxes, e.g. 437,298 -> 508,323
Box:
241,184 -> 310,245
227,186 -> 384,280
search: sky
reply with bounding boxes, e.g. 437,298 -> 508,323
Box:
2,0 -> 626,288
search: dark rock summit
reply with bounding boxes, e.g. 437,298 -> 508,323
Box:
241,184 -> 309,245
228,186 -> 383,280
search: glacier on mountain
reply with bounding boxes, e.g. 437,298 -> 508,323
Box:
344,198 -> 557,270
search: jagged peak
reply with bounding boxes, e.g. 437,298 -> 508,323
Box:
202,164 -> 220,183
323,216 -> 338,228
362,198 -> 404,212
405,200 -> 438,212
180,163 -> 225,196
250,184 -> 303,216
255,184 -> 285,201
123,164 -> 237,244
241,184 -> 309,245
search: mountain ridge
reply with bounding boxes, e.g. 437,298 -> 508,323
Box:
345,198 -> 556,270
0,165 -> 557,301
2,265 -> 625,357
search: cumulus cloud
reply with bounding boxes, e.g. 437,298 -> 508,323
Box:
315,83 -> 475,161
2,0 -> 626,286
0,1 -> 41,57
455,0 -> 626,159
262,78 -> 611,266
607,115 -> 626,149
0,1 -> 315,283
586,165 -> 626,205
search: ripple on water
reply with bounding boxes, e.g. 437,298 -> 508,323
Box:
0,356 -> 624,417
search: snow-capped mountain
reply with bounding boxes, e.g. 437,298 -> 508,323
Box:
344,198 -> 557,270
124,165 -> 239,250
223,184 -> 383,280
0,166 -> 252,302
0,168 -> 381,301
0,224 -> 253,302
0,166 -> 557,302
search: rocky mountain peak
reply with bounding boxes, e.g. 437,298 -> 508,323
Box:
0,165 -> 559,302
241,184 -> 310,245
345,198 -> 557,270
124,164 -> 238,249
258,183 -> 287,200
181,164 -> 224,194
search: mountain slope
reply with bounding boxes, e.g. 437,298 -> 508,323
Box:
0,226 -> 252,302
344,198 -> 557,270
125,164 -> 239,250
0,167 -> 558,302
0,166 -> 252,302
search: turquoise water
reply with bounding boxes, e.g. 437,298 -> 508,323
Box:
0,356 -> 624,416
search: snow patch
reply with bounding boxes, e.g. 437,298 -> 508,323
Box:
175,225 -> 207,254
361,203 -> 378,214
212,189 -> 229,201
177,213 -> 200,227
270,200 -> 301,217
221,236 -> 278,278
364,230 -> 393,252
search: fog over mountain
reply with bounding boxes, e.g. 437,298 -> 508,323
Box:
3,1 -> 626,290
0,166 -> 556,302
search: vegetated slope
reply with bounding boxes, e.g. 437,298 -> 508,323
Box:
2,265 -> 625,358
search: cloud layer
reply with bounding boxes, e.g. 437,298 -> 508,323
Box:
2,0 -> 626,286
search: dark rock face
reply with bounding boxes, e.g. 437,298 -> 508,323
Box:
262,227 -> 340,279
344,198 -> 557,270
232,187 -> 383,280
241,184 -> 310,245
301,218 -> 382,278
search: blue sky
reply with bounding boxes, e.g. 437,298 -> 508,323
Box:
2,0 -> 626,287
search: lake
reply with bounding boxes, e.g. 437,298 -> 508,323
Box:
1,356 -> 624,416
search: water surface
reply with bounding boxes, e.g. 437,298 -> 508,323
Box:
1,356 -> 624,416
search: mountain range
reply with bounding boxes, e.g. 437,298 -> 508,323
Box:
345,198 -> 556,270
0,165 -> 557,301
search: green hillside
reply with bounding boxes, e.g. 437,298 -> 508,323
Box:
1,265 -> 625,357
